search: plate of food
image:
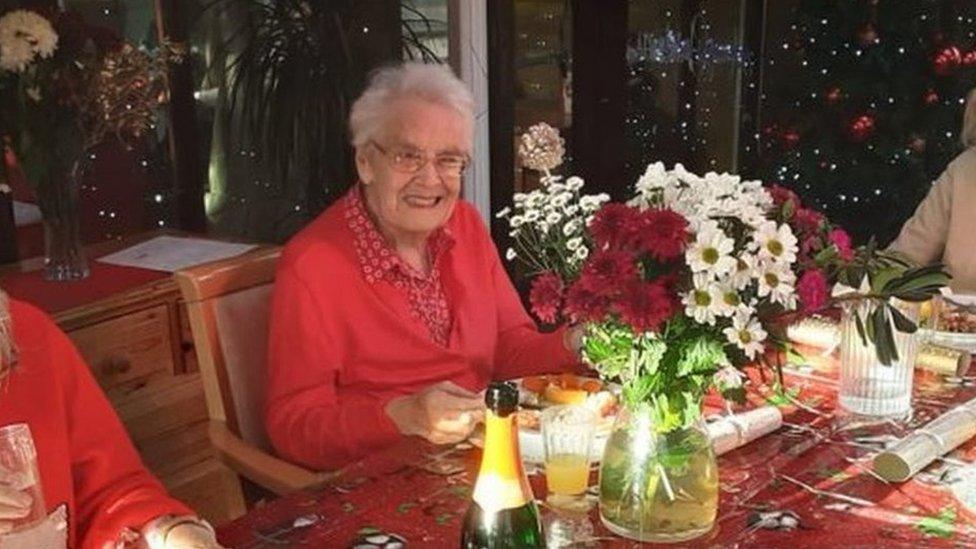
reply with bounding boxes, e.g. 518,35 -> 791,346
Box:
470,374 -> 619,463
920,294 -> 976,352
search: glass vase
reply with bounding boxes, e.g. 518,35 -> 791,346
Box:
37,160 -> 89,281
838,300 -> 919,418
598,405 -> 718,543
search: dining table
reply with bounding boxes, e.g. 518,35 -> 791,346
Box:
216,361 -> 976,548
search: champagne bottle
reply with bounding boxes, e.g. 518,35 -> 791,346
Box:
461,381 -> 544,549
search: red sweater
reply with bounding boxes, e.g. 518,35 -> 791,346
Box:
3,299 -> 190,548
267,194 -> 577,470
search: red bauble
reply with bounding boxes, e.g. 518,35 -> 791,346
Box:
825,86 -> 842,104
933,46 -> 962,76
782,128 -> 801,148
858,23 -> 878,46
848,114 -> 876,142
923,89 -> 940,105
964,50 -> 976,66
909,136 -> 927,153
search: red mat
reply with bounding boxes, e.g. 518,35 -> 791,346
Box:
1,261 -> 169,314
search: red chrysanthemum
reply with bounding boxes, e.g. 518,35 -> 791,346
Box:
578,250 -> 638,294
637,208 -> 689,261
829,228 -> 854,262
529,272 -> 564,324
797,269 -> 829,312
769,184 -> 801,209
589,203 -> 641,250
564,283 -> 610,324
792,208 -> 825,235
613,281 -> 676,333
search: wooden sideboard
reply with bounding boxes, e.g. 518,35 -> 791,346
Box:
0,232 -> 246,524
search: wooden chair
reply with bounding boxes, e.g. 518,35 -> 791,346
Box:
175,247 -> 332,500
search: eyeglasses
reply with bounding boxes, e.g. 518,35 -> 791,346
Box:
370,141 -> 469,178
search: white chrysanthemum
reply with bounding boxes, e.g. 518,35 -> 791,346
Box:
562,219 -> 581,236
505,248 -> 517,261
566,237 -> 583,251
566,176 -> 584,191
686,222 -> 736,277
575,246 -> 589,261
579,193 -> 610,213
524,209 -> 540,223
753,221 -> 798,265
729,254 -> 756,291
495,206 -> 511,219
713,283 -> 748,318
682,274 -> 723,326
0,10 -> 58,73
757,262 -> 797,308
545,212 -> 561,225
509,215 -> 525,228
714,365 -> 745,389
723,312 -> 767,359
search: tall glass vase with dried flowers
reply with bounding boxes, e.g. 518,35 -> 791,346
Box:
0,7 -> 183,280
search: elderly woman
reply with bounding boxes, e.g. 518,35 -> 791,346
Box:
266,62 -> 581,471
891,88 -> 976,291
0,291 -> 222,548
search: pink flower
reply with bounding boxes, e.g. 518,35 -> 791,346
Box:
797,269 -> 829,311
793,208 -> 825,235
578,250 -> 638,294
612,281 -> 675,333
636,208 -> 689,261
529,272 -> 564,324
829,228 -> 854,261
564,283 -> 609,324
589,203 -> 641,250
769,185 -> 801,209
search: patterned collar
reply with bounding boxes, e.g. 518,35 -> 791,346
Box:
343,185 -> 455,284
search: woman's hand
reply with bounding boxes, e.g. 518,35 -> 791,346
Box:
385,381 -> 484,445
158,523 -> 225,548
0,483 -> 32,534
563,324 -> 586,355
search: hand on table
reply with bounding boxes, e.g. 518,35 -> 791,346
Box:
385,381 -> 484,445
0,483 -> 32,534
157,522 -> 226,548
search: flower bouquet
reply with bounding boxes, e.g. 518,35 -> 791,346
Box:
0,7 -> 182,280
501,123 -> 949,541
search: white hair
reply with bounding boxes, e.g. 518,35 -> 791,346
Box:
0,291 -> 14,371
348,62 -> 474,148
963,87 -> 976,148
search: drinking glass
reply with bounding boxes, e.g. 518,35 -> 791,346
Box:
0,424 -> 46,530
542,405 -> 596,500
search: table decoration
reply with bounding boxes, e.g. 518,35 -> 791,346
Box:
874,395 -> 976,481
916,343 -> 972,377
706,406 -> 783,456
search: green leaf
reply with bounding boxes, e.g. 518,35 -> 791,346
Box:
888,305 -> 917,334
916,506 -> 956,539
396,502 -> 417,514
871,267 -> 902,293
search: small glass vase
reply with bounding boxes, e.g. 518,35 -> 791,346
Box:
598,405 -> 719,543
838,300 -> 919,418
38,161 -> 89,282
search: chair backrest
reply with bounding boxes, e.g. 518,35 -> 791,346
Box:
175,247 -> 281,451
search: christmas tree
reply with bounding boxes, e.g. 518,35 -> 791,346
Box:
758,0 -> 976,245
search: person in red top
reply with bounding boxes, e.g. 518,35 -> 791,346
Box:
267,62 -> 583,471
0,291 -> 223,548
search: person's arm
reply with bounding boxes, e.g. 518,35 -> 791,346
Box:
50,314 -> 204,548
265,267 -> 401,471
890,169 -> 954,265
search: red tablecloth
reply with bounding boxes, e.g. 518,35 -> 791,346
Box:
216,367 -> 976,548
0,261 -> 168,314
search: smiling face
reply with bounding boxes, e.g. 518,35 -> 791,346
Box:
355,97 -> 472,248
